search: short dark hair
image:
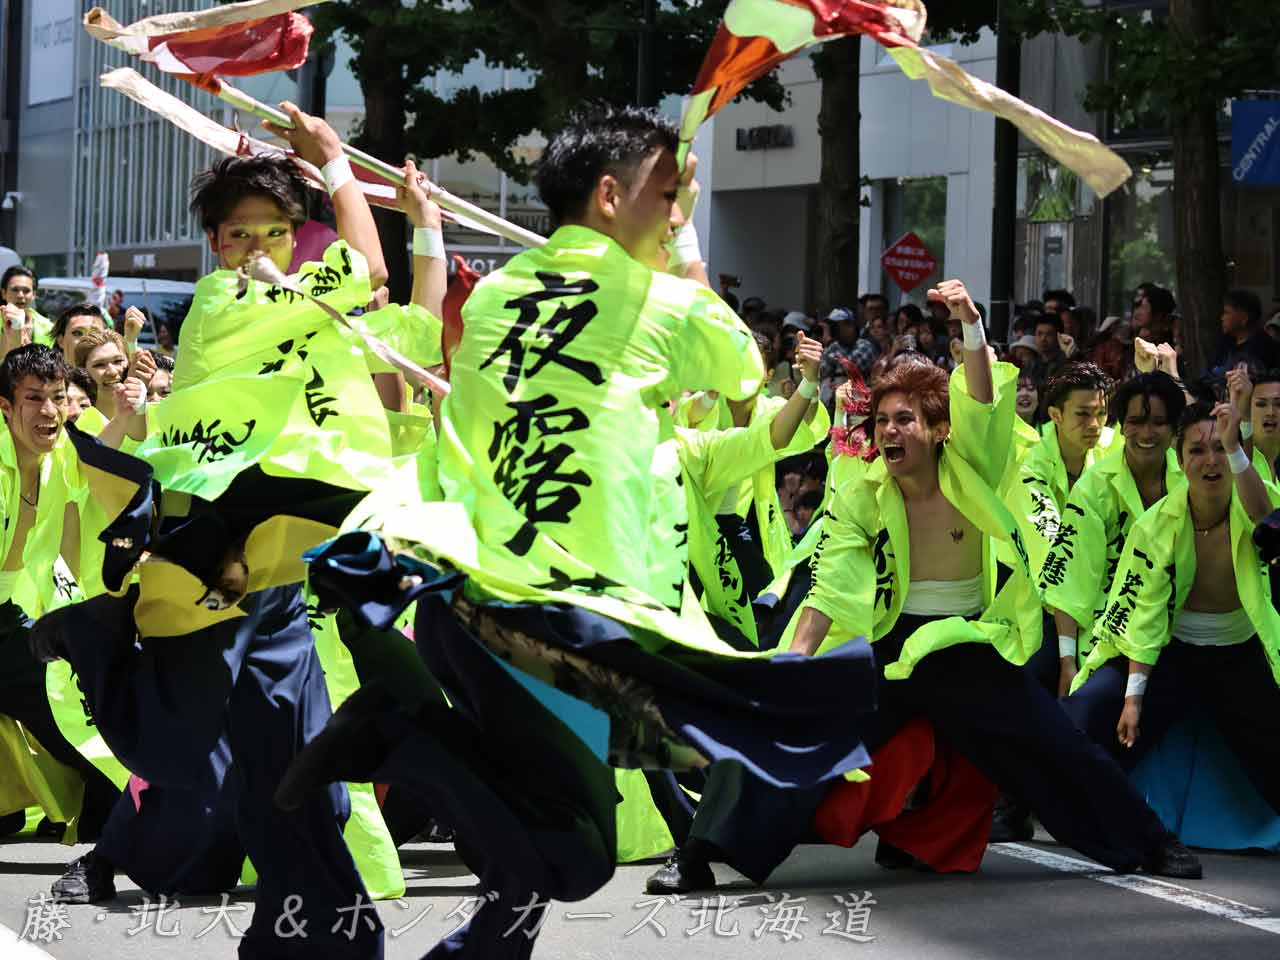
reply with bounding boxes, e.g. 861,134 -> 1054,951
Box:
859,293 -> 888,309
0,344 -> 69,401
189,155 -> 308,234
1175,401 -> 1218,456
1109,371 -> 1185,427
53,303 -> 105,342
1,266 -> 34,291
154,353 -> 175,373
1034,314 -> 1063,334
535,103 -> 679,227
1043,361 -> 1112,412
1225,289 -> 1263,327
1043,289 -> 1076,310
1142,286 -> 1176,320
68,365 -> 97,404
895,303 -> 925,329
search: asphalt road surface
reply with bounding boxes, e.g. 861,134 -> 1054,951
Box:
3,826 -> 1278,959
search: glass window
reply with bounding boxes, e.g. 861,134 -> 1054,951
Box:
1104,155 -> 1175,315
880,176 -> 947,309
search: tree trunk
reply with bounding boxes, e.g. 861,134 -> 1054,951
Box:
813,37 -> 861,313
352,10 -> 410,303
1168,0 -> 1224,378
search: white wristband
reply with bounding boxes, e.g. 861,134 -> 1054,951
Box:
694,391 -> 717,413
1057,634 -> 1077,659
668,222 -> 703,270
798,378 -> 819,400
1228,446 -> 1251,474
1241,421 -> 1254,441
962,320 -> 986,351
321,154 -> 355,196
413,226 -> 445,260
1125,672 -> 1148,699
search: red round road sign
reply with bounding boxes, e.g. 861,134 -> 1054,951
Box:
881,231 -> 939,293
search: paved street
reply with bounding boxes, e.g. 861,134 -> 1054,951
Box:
2,827 -> 1278,959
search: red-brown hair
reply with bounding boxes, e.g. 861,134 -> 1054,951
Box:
871,357 -> 950,427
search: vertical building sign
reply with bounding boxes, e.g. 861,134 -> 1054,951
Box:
28,0 -> 77,107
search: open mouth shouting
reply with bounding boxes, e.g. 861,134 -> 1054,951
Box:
883,443 -> 907,464
32,421 -> 59,444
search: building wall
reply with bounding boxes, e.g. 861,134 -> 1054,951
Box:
14,0 -> 77,269
706,33 -> 998,315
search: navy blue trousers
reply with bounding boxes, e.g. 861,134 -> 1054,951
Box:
56,586 -> 382,959
95,736 -> 244,897
693,614 -> 1171,881
1063,641 -> 1280,814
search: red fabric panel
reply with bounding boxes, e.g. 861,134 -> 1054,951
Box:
147,12 -> 312,77
813,717 -> 997,873
691,2 -> 918,119
441,256 -> 481,377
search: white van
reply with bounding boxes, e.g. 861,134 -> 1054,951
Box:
34,276 -> 194,350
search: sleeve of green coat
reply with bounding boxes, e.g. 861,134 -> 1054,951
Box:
360,302 -> 444,372
946,361 -> 1018,492
803,482 -> 877,651
1006,459 -> 1063,577
671,289 -> 763,402
677,422 -> 777,501
1040,484 -> 1108,631
1092,512 -> 1172,666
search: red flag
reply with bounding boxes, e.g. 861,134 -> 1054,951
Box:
441,256 -> 482,377
677,0 -> 1132,197
85,1 -> 315,79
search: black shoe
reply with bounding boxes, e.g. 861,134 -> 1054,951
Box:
989,796 -> 1035,843
645,846 -> 716,895
275,684 -> 399,811
51,851 -> 116,904
35,818 -> 66,840
874,838 -> 917,869
0,810 -> 26,837
1145,832 -> 1203,880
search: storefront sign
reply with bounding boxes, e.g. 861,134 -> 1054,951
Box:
1232,101 -> 1280,186
881,232 -> 938,293
735,125 -> 794,151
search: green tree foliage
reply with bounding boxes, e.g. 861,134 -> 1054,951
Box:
309,0 -> 787,183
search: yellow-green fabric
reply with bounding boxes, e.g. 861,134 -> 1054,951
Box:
31,309 -> 54,348
1002,420 -> 1114,575
141,242 -> 397,501
0,716 -> 82,823
679,419 -> 781,645
1252,444 -> 1280,506
614,769 -> 675,863
437,224 -> 761,608
1041,447 -> 1184,647
676,391 -> 829,584
998,416 -> 1041,499
309,610 -> 406,900
362,302 -> 444,371
1077,486 -> 1280,691
798,363 -> 1043,677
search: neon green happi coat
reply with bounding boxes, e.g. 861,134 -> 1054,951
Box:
1041,447 -> 1184,647
437,224 -> 762,607
1252,444 -> 1280,506
138,241 -> 396,500
679,419 -> 782,646
1076,486 -> 1280,691
676,391 -> 829,584
31,309 -> 54,348
0,426 -> 122,841
798,363 -> 1044,677
1002,420 -> 1114,575
998,416 -> 1042,499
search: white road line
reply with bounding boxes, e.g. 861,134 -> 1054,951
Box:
989,843 -> 1280,934
0,919 -> 58,958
